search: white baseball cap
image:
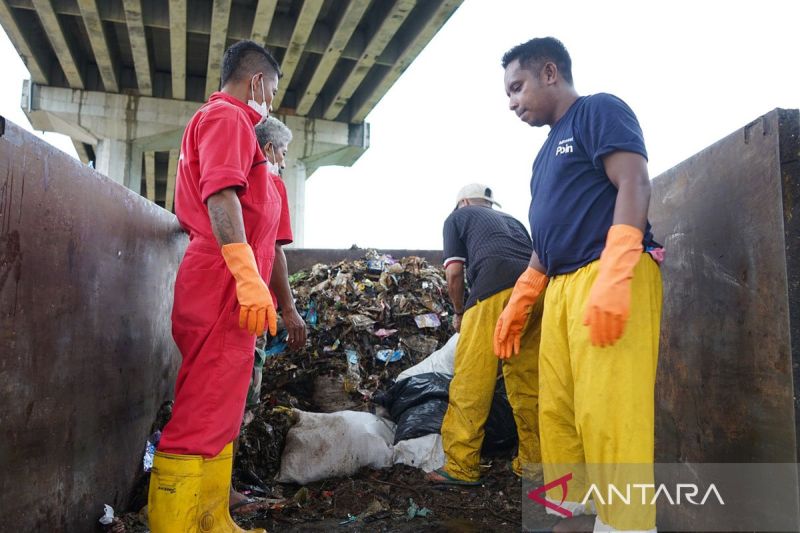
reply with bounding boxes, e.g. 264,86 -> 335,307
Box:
455,183 -> 502,208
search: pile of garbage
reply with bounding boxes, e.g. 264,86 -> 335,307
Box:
234,252 -> 458,487
113,252 -> 524,532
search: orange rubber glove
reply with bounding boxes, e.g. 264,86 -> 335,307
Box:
494,267 -> 549,359
583,224 -> 644,347
221,243 -> 278,337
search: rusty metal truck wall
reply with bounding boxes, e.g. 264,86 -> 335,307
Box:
650,108 -> 800,462
0,118 -> 186,531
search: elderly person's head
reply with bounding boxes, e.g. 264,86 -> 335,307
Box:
255,116 -> 293,171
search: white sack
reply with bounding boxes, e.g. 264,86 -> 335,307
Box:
277,410 -> 395,484
392,433 -> 445,473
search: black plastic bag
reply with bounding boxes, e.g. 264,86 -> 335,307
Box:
393,398 -> 449,443
374,372 -> 451,420
374,372 -> 518,451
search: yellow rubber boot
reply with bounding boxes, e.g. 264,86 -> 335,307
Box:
201,442 -> 266,533
148,451 -> 203,532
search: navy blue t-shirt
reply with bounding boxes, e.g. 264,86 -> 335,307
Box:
529,93 -> 655,276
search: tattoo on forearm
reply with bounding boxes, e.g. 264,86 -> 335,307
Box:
209,203 -> 236,244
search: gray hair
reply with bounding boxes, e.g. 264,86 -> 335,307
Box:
255,116 -> 293,150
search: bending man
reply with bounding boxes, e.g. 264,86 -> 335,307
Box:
427,183 -> 543,485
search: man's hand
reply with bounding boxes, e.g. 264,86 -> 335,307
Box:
221,243 -> 277,336
453,313 -> 462,333
282,306 -> 307,350
494,267 -> 548,359
583,224 -> 643,346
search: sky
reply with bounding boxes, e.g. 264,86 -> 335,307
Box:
1,0 -> 798,249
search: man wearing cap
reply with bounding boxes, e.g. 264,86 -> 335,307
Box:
426,184 -> 543,485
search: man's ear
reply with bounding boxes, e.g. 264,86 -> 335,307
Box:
543,61 -> 558,85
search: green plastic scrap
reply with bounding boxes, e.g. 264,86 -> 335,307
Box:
288,271 -> 308,285
406,498 -> 433,519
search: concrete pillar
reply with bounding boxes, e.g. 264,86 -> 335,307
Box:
95,139 -> 130,185
282,158 -> 306,248
94,139 -> 144,194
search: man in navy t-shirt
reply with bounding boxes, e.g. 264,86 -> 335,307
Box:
495,37 -> 663,532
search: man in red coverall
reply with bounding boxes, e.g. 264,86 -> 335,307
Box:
148,40 -> 282,533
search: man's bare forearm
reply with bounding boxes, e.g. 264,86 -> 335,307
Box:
270,244 -> 294,310
445,263 -> 466,313
207,188 -> 247,245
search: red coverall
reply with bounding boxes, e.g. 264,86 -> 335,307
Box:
159,92 -> 280,457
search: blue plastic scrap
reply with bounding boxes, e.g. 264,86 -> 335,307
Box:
264,330 -> 288,357
375,348 -> 406,363
339,514 -> 358,525
306,299 -> 318,326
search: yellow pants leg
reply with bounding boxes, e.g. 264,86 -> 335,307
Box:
441,288 -> 511,481
570,255 -> 661,531
540,255 -> 661,529
502,291 -> 544,476
540,271 -> 591,516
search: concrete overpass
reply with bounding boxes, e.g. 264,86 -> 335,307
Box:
0,0 -> 462,244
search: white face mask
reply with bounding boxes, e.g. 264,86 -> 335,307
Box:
267,145 -> 282,175
247,74 -> 269,118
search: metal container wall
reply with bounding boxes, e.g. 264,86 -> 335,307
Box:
0,117 -> 186,531
649,109 -> 800,526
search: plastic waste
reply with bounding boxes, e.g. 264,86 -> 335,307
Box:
339,514 -> 358,525
367,259 -> 384,273
344,348 -> 361,392
264,329 -> 288,357
406,498 -> 433,519
414,313 -> 441,329
98,504 -> 114,525
246,347 -> 268,408
143,430 -> 161,472
375,348 -> 406,363
374,372 -> 518,451
306,299 -> 318,326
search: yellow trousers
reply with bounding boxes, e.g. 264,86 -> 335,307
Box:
441,287 -> 543,481
540,255 -> 662,531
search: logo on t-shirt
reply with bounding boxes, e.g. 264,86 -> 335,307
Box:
555,137 -> 574,156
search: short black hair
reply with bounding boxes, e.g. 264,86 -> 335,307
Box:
220,40 -> 282,87
501,37 -> 573,85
